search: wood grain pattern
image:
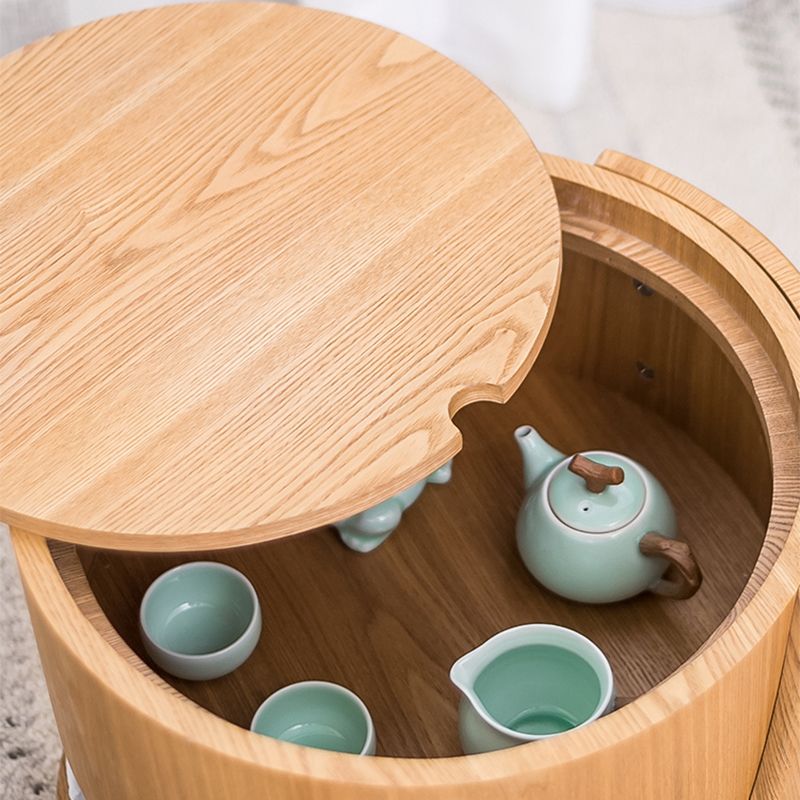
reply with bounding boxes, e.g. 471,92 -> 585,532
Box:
537,222 -> 779,527
751,591 -> 800,799
0,3 -> 561,551
9,153 -> 800,799
545,153 -> 800,424
594,150 -> 800,315
577,151 -> 800,794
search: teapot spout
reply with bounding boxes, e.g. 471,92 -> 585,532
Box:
515,425 -> 564,491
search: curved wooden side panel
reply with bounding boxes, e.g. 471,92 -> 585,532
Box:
594,150 -> 800,314
12,527 -> 797,800
752,590 -> 800,799
543,153 -> 800,422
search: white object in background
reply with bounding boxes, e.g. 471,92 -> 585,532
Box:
66,761 -> 85,800
302,0 -> 595,113
447,0 -> 594,113
65,0 -> 187,27
601,0 -> 745,13
304,0 -> 449,49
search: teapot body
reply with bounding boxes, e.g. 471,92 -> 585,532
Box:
517,452 -> 677,604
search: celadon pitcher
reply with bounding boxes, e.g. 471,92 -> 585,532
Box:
334,461 -> 452,553
515,426 -> 702,604
450,624 -> 615,754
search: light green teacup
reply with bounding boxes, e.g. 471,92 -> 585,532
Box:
250,681 -> 376,755
139,561 -> 261,681
450,624 -> 615,754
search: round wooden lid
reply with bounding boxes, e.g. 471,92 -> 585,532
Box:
0,3 -> 561,551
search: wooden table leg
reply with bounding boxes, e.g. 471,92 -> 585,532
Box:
57,756 -> 69,800
751,590 -> 800,798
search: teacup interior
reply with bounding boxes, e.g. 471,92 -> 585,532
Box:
252,684 -> 369,754
142,564 -> 254,655
474,644 -> 603,735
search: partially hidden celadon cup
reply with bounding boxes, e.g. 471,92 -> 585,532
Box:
450,624 -> 615,754
139,561 -> 261,681
250,681 -> 376,756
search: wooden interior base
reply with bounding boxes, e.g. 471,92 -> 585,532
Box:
74,364 -> 764,758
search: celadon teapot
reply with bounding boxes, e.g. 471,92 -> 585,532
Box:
514,426 -> 702,604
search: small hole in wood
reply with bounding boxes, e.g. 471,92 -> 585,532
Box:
636,361 -> 655,380
633,279 -> 654,296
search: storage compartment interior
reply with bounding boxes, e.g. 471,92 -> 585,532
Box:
56,248 -> 777,759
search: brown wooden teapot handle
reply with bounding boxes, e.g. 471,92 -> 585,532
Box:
639,532 -> 703,600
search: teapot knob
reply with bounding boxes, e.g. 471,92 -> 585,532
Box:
568,454 -> 625,494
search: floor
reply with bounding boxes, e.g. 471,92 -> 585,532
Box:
0,1 -> 798,798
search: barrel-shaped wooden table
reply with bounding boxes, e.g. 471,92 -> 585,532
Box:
14,149 -> 800,799
2,5 -> 799,799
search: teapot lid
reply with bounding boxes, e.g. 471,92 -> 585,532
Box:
547,452 -> 645,533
